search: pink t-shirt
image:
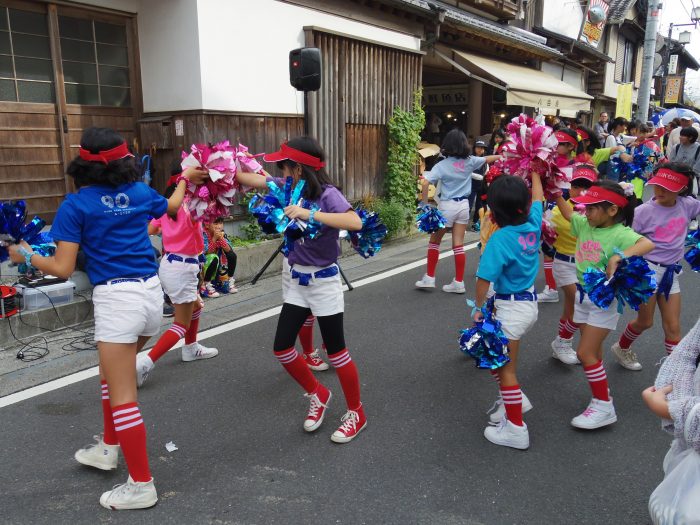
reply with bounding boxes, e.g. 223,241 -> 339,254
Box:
633,196 -> 700,264
150,206 -> 204,255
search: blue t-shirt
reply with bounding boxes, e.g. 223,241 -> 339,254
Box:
50,182 -> 168,285
476,201 -> 543,294
424,156 -> 486,200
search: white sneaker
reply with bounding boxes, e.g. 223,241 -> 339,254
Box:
182,342 -> 219,362
610,342 -> 642,371
415,274 -> 436,289
442,279 -> 466,294
690,219 -> 698,231
74,435 -> 119,471
205,283 -> 220,298
537,286 -> 559,303
488,392 -> 533,424
571,397 -> 617,429
551,337 -> 580,365
99,476 -> 158,510
135,353 -> 154,388
484,418 -> 530,450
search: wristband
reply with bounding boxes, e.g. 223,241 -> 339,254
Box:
308,209 -> 317,224
18,246 -> 36,267
176,175 -> 189,185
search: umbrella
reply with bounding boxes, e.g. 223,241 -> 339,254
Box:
660,108 -> 700,125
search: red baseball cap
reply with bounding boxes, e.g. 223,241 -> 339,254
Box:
263,142 -> 325,170
571,164 -> 597,183
647,168 -> 688,192
555,130 -> 578,147
571,185 -> 628,208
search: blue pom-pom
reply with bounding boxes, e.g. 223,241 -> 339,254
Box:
582,255 -> 656,312
608,146 -> 655,183
347,208 -> 388,258
416,205 -> 446,233
0,200 -> 47,263
459,301 -> 510,370
684,230 -> 700,272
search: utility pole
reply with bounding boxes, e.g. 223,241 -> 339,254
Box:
635,0 -> 661,121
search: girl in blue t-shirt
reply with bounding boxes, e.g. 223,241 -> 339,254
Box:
236,136 -> 367,444
473,171 -> 544,450
416,129 -> 501,294
9,127 -> 207,510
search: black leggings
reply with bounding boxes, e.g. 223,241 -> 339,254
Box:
273,303 -> 346,355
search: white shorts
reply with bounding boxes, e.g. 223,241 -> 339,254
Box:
92,275 -> 164,343
283,261 -> 344,317
649,261 -> 681,296
552,255 -> 578,287
573,294 -> 620,330
159,254 -> 201,304
438,199 -> 470,227
494,296 -> 538,341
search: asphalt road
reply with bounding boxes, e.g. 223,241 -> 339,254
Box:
1,244 -> 695,525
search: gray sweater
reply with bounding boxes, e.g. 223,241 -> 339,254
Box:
655,316 -> 700,452
668,142 -> 700,175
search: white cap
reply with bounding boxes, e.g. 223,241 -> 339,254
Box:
680,115 -> 693,120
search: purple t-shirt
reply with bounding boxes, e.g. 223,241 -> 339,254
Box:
633,196 -> 700,264
269,178 -> 352,267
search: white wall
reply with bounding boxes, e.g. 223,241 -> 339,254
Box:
603,26 -> 639,105
195,0 -> 422,114
540,61 -> 585,91
541,0 -> 582,40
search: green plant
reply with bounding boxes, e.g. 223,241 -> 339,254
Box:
238,191 -> 263,241
375,198 -> 411,239
385,89 -> 425,212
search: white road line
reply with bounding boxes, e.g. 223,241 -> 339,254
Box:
0,241 -> 479,408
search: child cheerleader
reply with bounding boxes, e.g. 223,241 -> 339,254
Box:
556,181 -> 654,429
474,171 -> 543,450
9,127 -> 207,509
611,163 -> 700,370
236,136 -> 366,443
135,165 -> 219,387
549,164 -> 597,365
416,129 -> 500,293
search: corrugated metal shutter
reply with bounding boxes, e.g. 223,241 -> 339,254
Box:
634,45 -> 643,87
614,34 -> 625,83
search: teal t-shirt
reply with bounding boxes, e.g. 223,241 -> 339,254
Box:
477,202 -> 543,294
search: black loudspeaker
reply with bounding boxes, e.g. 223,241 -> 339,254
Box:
289,47 -> 321,92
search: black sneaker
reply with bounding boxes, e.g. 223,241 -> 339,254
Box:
163,302 -> 175,317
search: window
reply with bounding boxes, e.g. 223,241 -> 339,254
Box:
614,35 -> 637,84
0,7 -> 55,103
59,15 -> 130,106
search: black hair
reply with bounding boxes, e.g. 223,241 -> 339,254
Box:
275,136 -> 336,201
489,129 -> 505,145
627,119 -> 641,134
487,175 -> 530,227
610,116 -> 628,132
571,178 -> 593,189
680,126 -> 699,143
577,125 -> 601,154
66,127 -> 139,189
588,179 -> 636,226
441,129 -> 471,158
557,128 -> 579,154
653,161 -> 694,197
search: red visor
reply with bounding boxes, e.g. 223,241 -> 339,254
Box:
572,164 -> 597,183
79,142 -> 133,164
577,129 -> 589,141
571,186 -> 628,208
263,142 -> 325,170
647,168 -> 688,192
555,131 -> 578,147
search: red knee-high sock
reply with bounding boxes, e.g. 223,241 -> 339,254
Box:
101,381 -> 118,446
500,384 -> 523,426
328,349 -> 362,413
558,318 -> 579,339
665,339 -> 679,355
618,323 -> 641,349
185,309 -> 201,345
112,402 -> 151,482
584,361 -> 610,401
274,347 -> 318,393
426,243 -> 440,277
299,316 -> 315,355
453,246 -> 465,283
490,370 -> 501,387
148,322 -> 186,362
544,260 -> 556,289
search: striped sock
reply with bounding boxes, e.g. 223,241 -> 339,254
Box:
112,402 -> 151,482
453,246 -> 465,283
543,260 -> 556,289
501,385 -> 523,426
101,381 -> 118,446
490,370 -> 501,386
619,323 -> 641,350
184,308 -> 201,345
664,339 -> 679,355
274,347 -> 318,393
558,318 -> 579,339
426,243 -> 440,278
584,360 -> 610,401
329,349 -> 361,411
148,322 -> 187,362
299,316 -> 315,355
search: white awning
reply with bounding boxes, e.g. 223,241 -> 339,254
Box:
451,50 -> 592,113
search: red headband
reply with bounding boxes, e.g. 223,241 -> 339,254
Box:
577,129 -> 589,141
263,142 -> 326,170
572,185 -> 628,208
555,131 -> 578,147
79,142 -> 133,164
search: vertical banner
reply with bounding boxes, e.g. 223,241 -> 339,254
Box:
580,0 -> 610,48
616,83 -> 633,119
665,76 -> 683,104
